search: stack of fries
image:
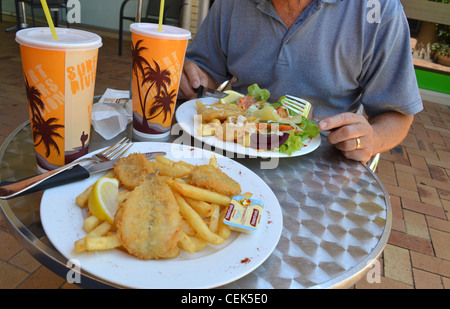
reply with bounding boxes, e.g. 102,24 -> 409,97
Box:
196,101 -> 257,147
73,154 -> 251,258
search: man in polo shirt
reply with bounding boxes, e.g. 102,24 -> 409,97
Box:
179,0 -> 423,163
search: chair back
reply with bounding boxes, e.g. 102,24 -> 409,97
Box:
29,0 -> 66,6
144,0 -> 184,26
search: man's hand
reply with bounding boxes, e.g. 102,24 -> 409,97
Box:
319,111 -> 413,163
179,61 -> 217,100
319,113 -> 374,163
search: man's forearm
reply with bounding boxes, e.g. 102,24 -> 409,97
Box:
369,111 -> 414,155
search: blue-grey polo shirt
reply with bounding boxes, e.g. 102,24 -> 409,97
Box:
186,0 -> 423,118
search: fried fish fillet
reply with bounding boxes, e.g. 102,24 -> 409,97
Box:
115,176 -> 181,260
196,101 -> 245,123
187,164 -> 241,197
114,153 -> 156,190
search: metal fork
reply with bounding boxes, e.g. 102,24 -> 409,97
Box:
94,137 -> 133,162
281,95 -> 312,118
0,138 -> 133,200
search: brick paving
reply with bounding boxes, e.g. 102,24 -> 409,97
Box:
363,100 -> 450,289
1,17 -> 449,289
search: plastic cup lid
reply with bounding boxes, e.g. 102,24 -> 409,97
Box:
15,27 -> 102,51
130,23 -> 191,40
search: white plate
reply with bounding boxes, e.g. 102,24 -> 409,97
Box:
175,97 -> 321,158
40,142 -> 283,289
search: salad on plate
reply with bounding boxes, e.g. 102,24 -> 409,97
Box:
196,84 -> 320,156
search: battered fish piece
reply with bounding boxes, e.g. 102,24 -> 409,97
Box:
196,101 -> 245,123
114,153 -> 156,190
188,164 -> 241,197
115,176 -> 181,260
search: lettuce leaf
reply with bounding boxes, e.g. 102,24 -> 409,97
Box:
299,117 -> 320,141
275,131 -> 304,156
247,84 -> 270,102
274,117 -> 320,155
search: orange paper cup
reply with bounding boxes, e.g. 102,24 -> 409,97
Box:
16,27 -> 102,172
130,23 -> 191,141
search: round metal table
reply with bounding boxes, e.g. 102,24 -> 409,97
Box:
0,121 -> 391,289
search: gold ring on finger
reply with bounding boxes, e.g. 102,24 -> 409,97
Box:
355,138 -> 361,150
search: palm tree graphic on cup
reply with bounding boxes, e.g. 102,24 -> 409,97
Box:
132,39 -> 176,132
25,75 -> 64,158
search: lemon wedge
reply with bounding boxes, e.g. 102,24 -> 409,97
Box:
88,177 -> 119,224
219,90 -> 245,104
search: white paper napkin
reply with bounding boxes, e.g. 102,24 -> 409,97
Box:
91,89 -> 132,140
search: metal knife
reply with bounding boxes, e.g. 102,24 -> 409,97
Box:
194,85 -> 228,99
0,151 -> 165,200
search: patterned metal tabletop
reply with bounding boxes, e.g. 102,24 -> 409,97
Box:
0,121 -> 391,289
228,140 -> 391,288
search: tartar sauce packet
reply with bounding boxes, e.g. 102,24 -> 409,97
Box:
223,196 -> 264,233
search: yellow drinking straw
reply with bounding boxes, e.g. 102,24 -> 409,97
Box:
158,0 -> 165,32
40,0 -> 58,40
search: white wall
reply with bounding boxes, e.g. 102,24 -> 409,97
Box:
77,0 -> 136,31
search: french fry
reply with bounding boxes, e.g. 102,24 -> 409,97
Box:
89,220 -> 112,235
191,236 -> 207,252
241,192 -> 253,198
155,162 -> 191,178
184,197 -> 214,217
240,132 -> 251,147
75,186 -> 92,208
85,234 -> 122,251
209,204 -> 220,233
155,155 -> 194,169
176,160 -> 195,170
177,230 -> 196,254
117,188 -> 131,204
210,118 -> 221,126
209,154 -> 217,167
154,156 -> 193,177
74,221 -> 112,253
165,246 -> 181,259
155,154 -> 193,170
180,218 -> 196,236
167,178 -> 231,207
75,170 -> 115,208
198,123 -> 214,136
155,155 -> 175,166
218,208 -> 231,240
74,240 -> 86,253
173,191 -> 225,246
83,215 -> 102,233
